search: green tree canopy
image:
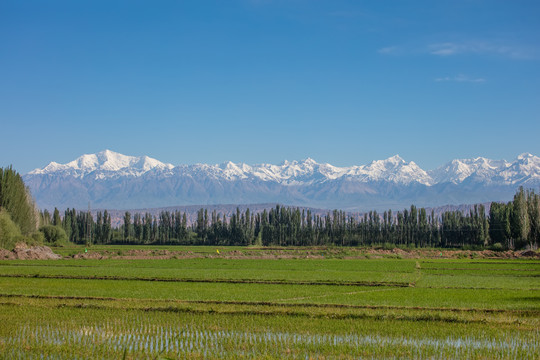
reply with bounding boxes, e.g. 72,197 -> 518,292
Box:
0,166 -> 39,235
39,225 -> 69,246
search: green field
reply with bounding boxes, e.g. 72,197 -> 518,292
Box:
0,246 -> 538,359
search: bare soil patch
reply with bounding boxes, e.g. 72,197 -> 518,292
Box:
0,248 -> 16,260
0,243 -> 61,260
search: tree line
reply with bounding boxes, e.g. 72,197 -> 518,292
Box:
42,187 -> 539,250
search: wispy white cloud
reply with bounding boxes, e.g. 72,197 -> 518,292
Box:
434,74 -> 486,83
377,46 -> 399,55
429,43 -> 462,56
428,41 -> 532,59
379,39 -> 537,60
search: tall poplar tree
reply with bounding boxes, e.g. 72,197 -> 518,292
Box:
0,166 -> 38,236
512,187 -> 530,249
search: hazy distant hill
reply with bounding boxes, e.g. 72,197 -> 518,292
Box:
24,150 -> 540,211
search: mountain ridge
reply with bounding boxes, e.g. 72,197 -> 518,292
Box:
24,150 -> 540,211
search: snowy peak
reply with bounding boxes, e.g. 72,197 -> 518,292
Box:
380,154 -> 406,165
429,157 -> 508,184
364,155 -> 405,171
356,155 -> 432,185
29,150 -> 174,178
93,150 -> 174,172
499,153 -> 540,184
210,159 -> 324,183
217,161 -> 251,180
517,152 -> 534,160
513,153 -> 540,171
429,154 -> 540,185
302,157 -> 317,165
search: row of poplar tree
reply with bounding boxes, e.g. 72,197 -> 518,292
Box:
41,187 -> 539,250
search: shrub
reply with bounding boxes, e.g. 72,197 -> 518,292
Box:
30,231 -> 45,245
0,210 -> 23,250
39,225 -> 69,246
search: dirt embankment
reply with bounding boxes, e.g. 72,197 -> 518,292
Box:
0,243 -> 62,260
358,248 -> 540,260
1,245 -> 538,260
69,247 -> 540,260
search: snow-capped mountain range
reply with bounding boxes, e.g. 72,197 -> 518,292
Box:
24,150 -> 540,210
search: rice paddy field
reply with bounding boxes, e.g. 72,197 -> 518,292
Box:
0,246 -> 538,359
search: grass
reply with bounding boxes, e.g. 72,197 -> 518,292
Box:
0,246 -> 538,358
0,258 -> 417,284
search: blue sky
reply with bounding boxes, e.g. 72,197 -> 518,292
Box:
1,0 -> 539,173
